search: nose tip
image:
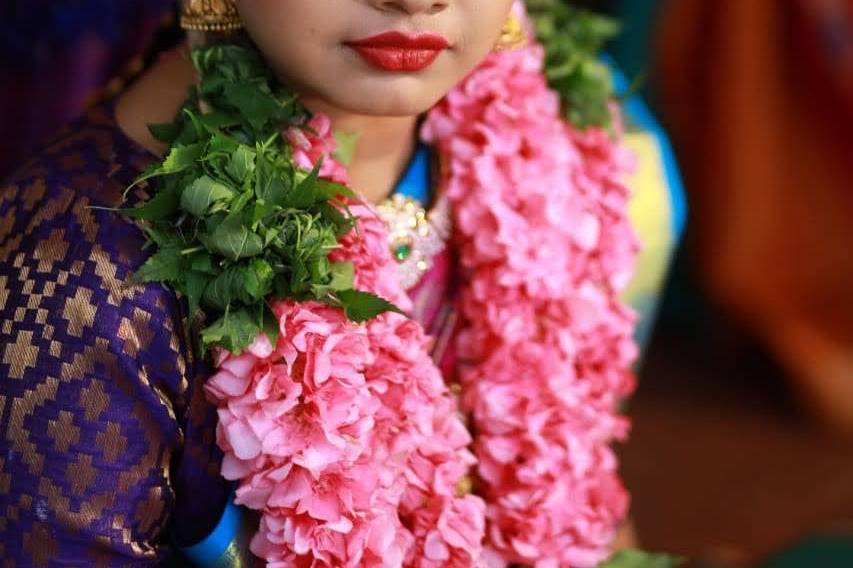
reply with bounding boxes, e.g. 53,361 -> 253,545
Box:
374,0 -> 449,15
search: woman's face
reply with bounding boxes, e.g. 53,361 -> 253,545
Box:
235,0 -> 515,117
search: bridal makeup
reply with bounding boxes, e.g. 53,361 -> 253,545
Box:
344,31 -> 451,73
234,0 -> 514,117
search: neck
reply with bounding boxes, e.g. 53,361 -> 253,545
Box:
116,49 -> 196,158
302,98 -> 419,204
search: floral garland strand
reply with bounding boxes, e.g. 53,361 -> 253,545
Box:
206,115 -> 486,566
422,5 -> 639,567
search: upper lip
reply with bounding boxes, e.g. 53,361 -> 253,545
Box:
345,31 -> 451,50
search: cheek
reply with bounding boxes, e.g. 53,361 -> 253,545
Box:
237,4 -> 333,90
237,0 -> 330,58
460,2 -> 516,57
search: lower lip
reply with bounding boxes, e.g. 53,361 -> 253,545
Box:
347,46 -> 444,72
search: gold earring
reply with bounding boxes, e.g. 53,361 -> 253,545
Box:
494,14 -> 527,51
181,0 -> 243,32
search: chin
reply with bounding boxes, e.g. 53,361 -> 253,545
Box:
324,78 -> 445,118
356,97 -> 437,117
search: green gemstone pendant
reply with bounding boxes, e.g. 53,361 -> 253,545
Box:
377,194 -> 451,288
393,242 -> 413,262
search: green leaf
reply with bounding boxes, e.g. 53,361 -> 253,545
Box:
183,108 -> 208,140
244,258 -> 275,301
184,270 -> 211,319
122,38 -> 413,357
207,131 -> 240,158
284,164 -> 356,209
337,289 -> 405,323
133,247 -> 184,284
198,110 -> 240,130
144,226 -> 174,248
189,251 -> 218,275
123,184 -> 181,221
226,144 -> 257,183
229,189 -> 254,215
264,225 -> 281,247
129,142 -> 206,189
260,304 -> 280,347
289,258 -> 310,295
162,142 -> 206,175
201,308 -> 261,354
222,82 -> 283,131
314,178 -> 356,201
148,120 -> 183,143
209,214 -> 264,261
180,175 -> 236,217
283,164 -> 321,209
598,550 -> 685,568
318,202 -> 356,238
174,118 -> 201,146
328,262 -> 354,292
193,43 -> 270,86
273,273 -> 291,298
202,211 -> 227,236
255,154 -> 290,206
202,266 -> 248,311
250,201 -> 276,228
198,258 -> 272,310
526,0 -> 619,129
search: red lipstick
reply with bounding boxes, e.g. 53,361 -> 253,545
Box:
345,31 -> 450,72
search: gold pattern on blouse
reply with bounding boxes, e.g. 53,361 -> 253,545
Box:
0,121 -> 204,563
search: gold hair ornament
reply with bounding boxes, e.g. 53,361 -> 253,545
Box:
181,0 -> 243,32
495,13 -> 528,51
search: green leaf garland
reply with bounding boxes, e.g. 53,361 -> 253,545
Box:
124,41 -> 401,356
527,0 -> 620,129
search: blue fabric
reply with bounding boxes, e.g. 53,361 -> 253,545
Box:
394,143 -> 432,203
606,57 -> 688,239
179,493 -> 242,566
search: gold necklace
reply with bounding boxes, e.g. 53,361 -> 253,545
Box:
377,194 -> 451,289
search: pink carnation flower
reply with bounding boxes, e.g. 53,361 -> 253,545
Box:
406,495 -> 487,568
285,113 -> 350,185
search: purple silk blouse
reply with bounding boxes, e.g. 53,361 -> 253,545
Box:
0,103 -> 457,566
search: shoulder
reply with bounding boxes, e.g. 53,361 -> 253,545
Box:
0,102 -> 194,412
1,104 -> 183,360
1,104 -> 155,272
2,103 -> 153,212
0,105 -> 205,562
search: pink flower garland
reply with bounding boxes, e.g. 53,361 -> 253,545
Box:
205,3 -> 639,566
421,12 -> 638,568
206,116 -> 486,567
